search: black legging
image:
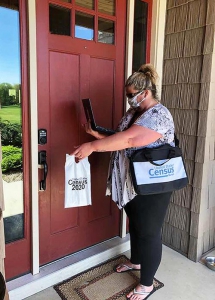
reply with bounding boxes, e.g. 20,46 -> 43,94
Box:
124,192 -> 172,286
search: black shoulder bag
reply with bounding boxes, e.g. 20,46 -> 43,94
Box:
129,135 -> 188,195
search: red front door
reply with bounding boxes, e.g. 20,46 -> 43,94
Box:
36,0 -> 126,265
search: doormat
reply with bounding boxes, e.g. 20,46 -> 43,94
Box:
54,255 -> 164,300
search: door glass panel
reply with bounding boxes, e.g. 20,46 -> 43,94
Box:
49,4 -> 71,36
75,0 -> 94,10
98,0 -> 115,16
98,18 -> 114,44
0,0 -> 24,243
132,0 -> 148,72
75,11 -> 94,40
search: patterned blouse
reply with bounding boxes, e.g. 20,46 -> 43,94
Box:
106,103 -> 175,209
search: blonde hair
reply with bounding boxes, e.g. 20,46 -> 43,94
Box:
125,64 -> 159,100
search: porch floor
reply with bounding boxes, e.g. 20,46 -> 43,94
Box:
24,246 -> 215,300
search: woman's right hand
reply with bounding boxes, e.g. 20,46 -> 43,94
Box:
82,120 -> 108,140
82,120 -> 96,136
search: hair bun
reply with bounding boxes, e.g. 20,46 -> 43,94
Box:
138,64 -> 158,84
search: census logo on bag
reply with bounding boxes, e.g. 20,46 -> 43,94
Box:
130,143 -> 188,195
133,157 -> 187,185
65,155 -> 92,208
68,177 -> 88,191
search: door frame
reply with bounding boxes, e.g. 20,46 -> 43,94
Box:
28,0 -> 167,275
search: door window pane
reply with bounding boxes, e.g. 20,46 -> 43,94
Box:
98,18 -> 114,44
75,12 -> 94,40
0,1 -> 24,243
98,0 -> 115,16
132,0 -> 148,71
75,0 -> 94,10
49,4 -> 71,36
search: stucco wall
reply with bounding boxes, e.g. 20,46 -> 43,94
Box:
161,0 -> 215,261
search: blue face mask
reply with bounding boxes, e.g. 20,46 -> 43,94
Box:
128,91 -> 146,108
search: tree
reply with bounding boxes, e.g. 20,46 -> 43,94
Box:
0,118 -> 22,147
0,82 -> 13,106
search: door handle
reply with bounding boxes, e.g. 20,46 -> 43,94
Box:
38,150 -> 48,191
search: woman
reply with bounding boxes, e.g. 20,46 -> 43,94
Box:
71,64 -> 174,300
0,272 -> 6,300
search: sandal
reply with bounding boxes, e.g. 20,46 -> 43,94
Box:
127,287 -> 155,300
113,263 -> 140,273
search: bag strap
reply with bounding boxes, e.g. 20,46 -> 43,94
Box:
174,133 -> 179,147
145,147 -> 176,166
148,158 -> 171,166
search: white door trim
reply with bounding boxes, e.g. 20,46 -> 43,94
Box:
28,0 -> 39,275
120,0 -> 135,236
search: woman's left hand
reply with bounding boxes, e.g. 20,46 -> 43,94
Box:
70,142 -> 94,161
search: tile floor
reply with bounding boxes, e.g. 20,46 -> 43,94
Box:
25,246 -> 215,300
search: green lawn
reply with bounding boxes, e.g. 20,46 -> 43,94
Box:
0,105 -> 21,124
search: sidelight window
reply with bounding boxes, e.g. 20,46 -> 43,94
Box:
132,0 -> 150,71
0,0 -> 24,243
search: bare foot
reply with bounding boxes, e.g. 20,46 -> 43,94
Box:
114,261 -> 140,273
127,284 -> 153,300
